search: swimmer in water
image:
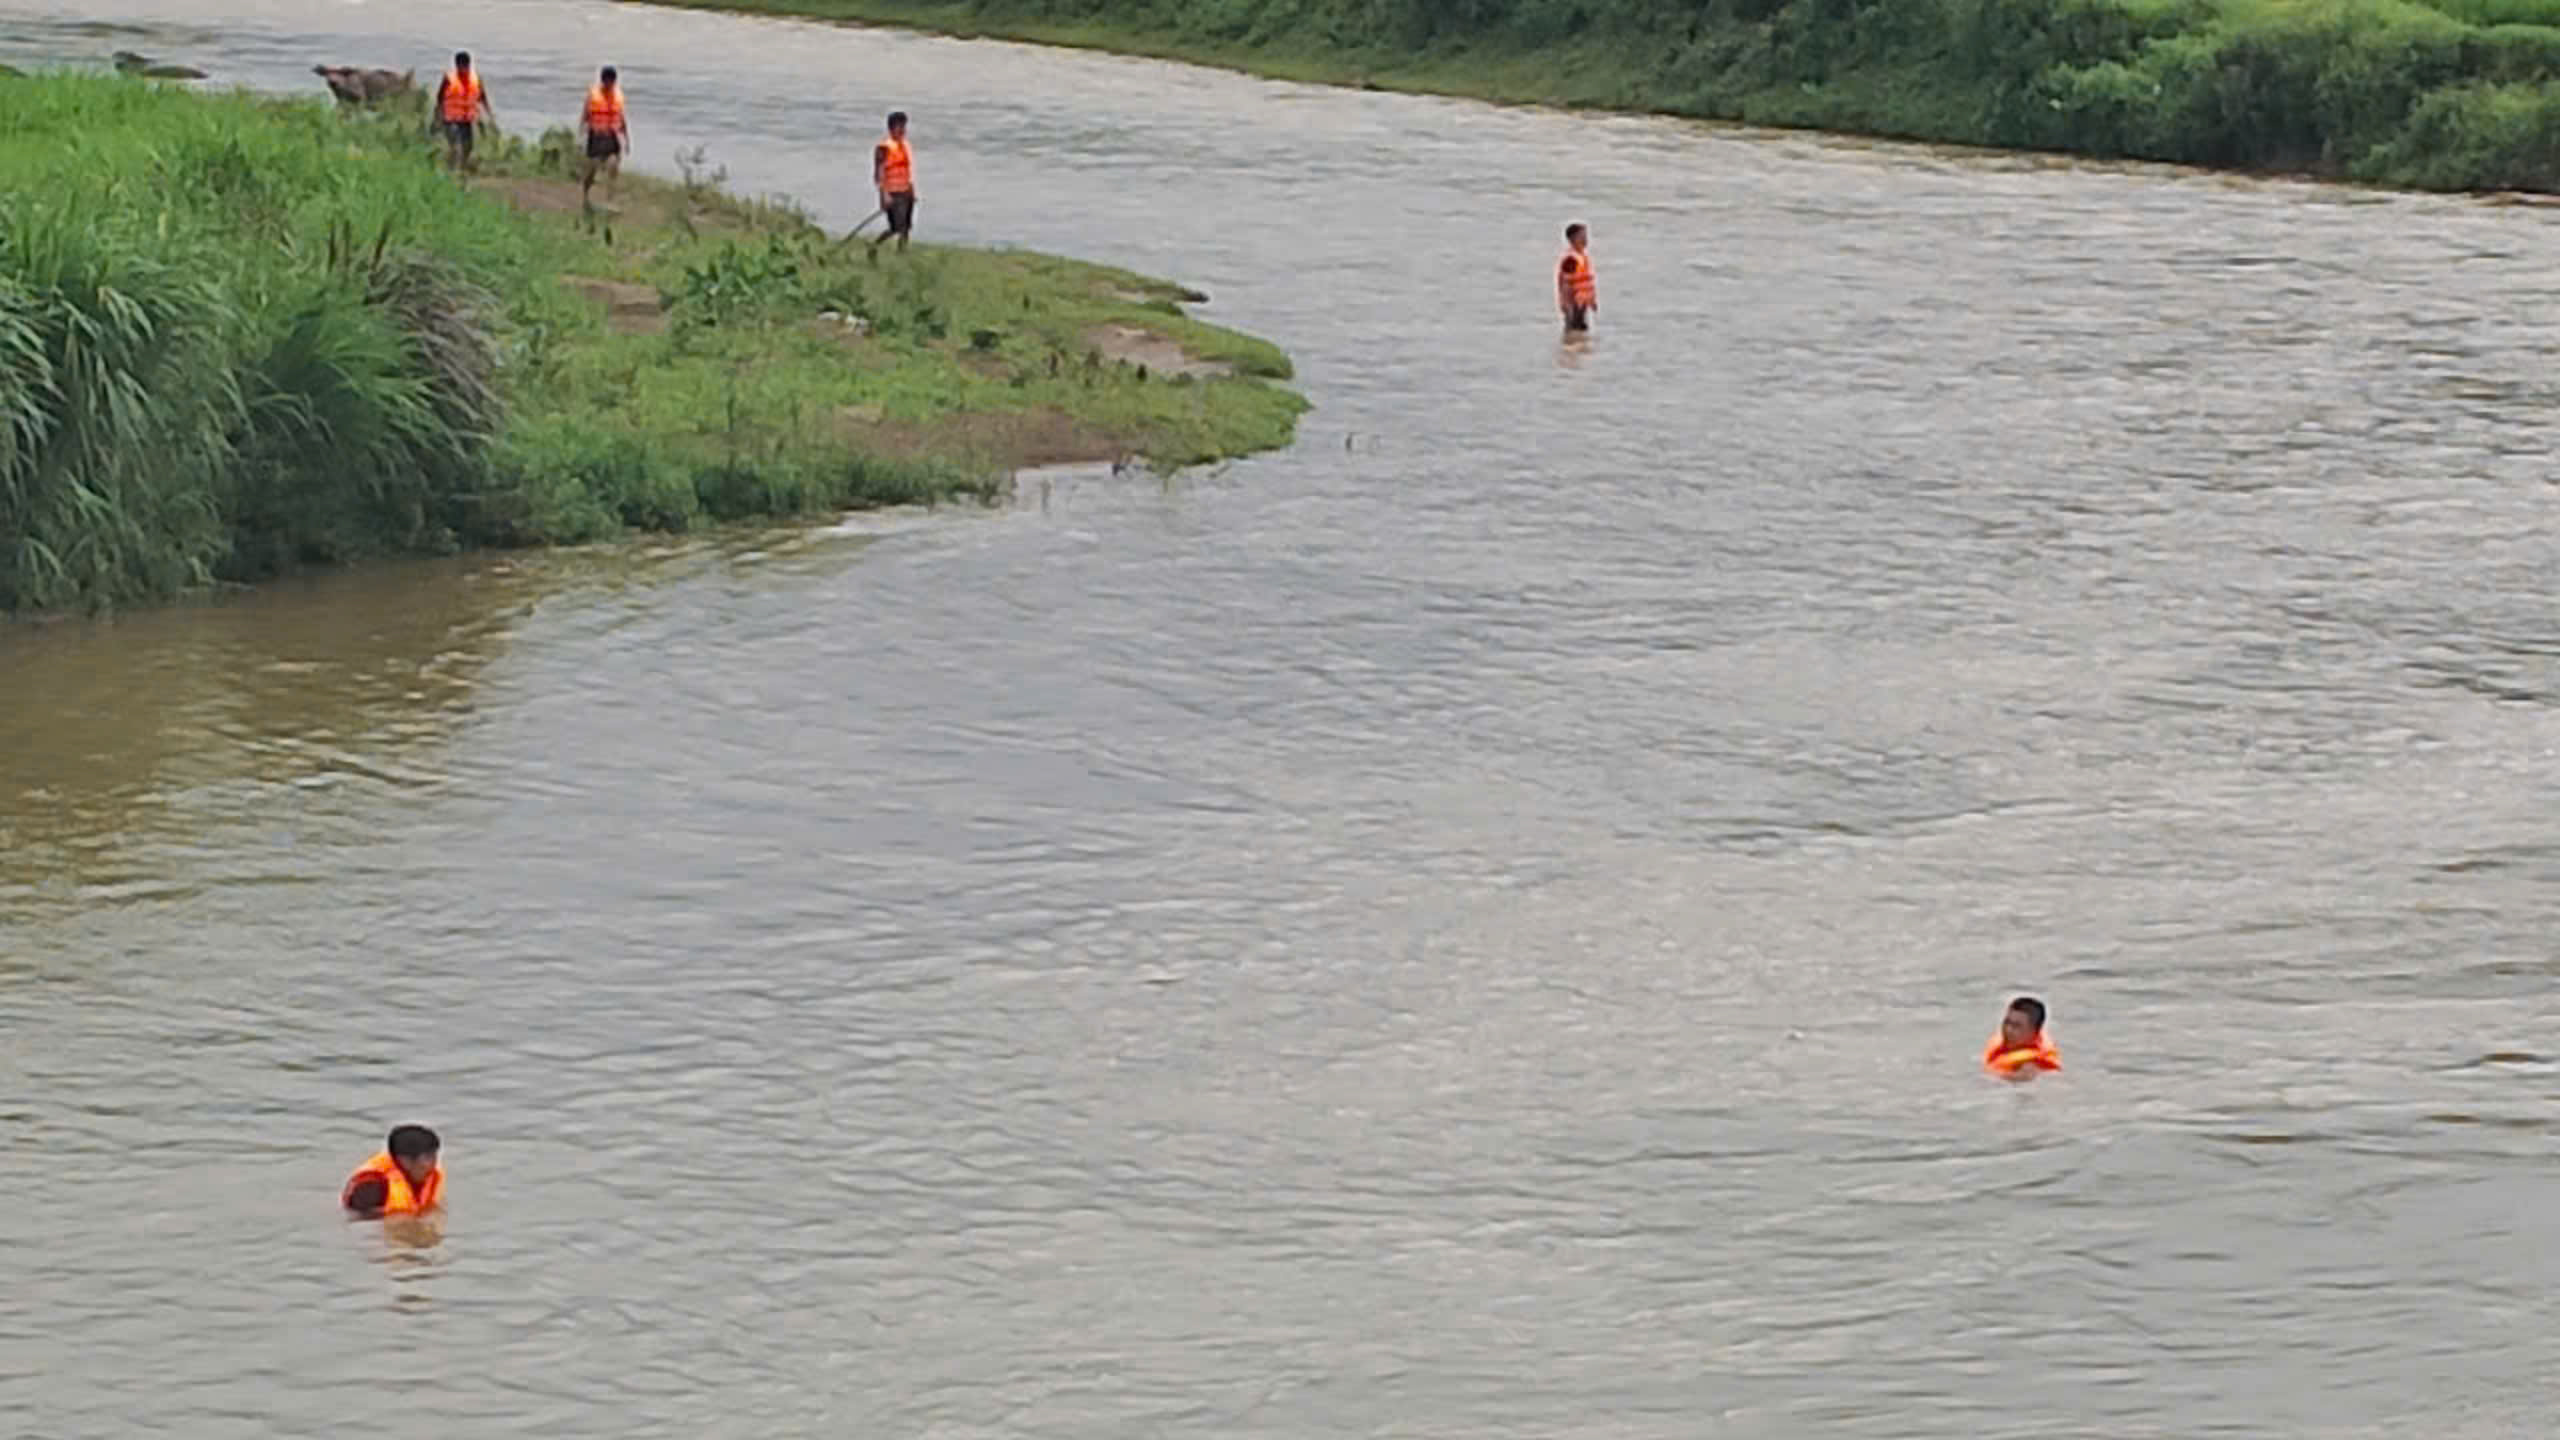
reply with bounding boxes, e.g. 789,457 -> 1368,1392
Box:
1983,995 -> 2060,1076
341,1124 -> 445,1218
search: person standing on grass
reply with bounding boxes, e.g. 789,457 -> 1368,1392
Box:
869,110 -> 917,257
435,51 -> 495,175
579,65 -> 629,208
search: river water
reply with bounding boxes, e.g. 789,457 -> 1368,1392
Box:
4,2 -> 2558,1435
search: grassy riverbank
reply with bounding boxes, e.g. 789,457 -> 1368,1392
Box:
649,0 -> 2560,192
0,71 -> 1303,613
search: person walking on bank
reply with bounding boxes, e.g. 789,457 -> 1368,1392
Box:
1557,220 -> 1597,335
435,51 -> 496,175
579,65 -> 629,209
869,110 -> 917,258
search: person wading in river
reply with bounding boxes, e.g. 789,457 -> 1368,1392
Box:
869,110 -> 917,258
578,65 -> 629,210
1557,221 -> 1597,335
1983,996 -> 2061,1077
341,1124 -> 446,1218
435,51 -> 495,176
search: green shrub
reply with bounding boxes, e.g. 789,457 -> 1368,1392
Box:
2361,76 -> 2560,182
2465,20 -> 2560,76
2421,0 -> 2560,24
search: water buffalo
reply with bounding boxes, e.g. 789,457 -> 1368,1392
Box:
113,50 -> 208,80
313,65 -> 416,105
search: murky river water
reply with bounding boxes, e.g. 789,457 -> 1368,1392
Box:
5,2 -> 2559,1435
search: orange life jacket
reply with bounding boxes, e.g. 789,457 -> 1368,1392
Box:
342,1151 -> 445,1215
584,83 -> 625,133
1984,1032 -> 2061,1075
878,135 -> 913,194
1560,249 -> 1596,308
440,69 -> 483,124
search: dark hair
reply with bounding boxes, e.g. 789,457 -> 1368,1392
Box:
454,52 -> 471,68
1565,221 -> 1586,243
601,65 -> 617,83
2007,996 -> 2047,1029
387,1124 -> 441,1160
887,110 -> 908,129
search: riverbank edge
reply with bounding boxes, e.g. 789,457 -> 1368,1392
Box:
618,0 -> 2560,197
0,71 -> 1308,615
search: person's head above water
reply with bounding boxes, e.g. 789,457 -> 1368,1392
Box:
600,65 -> 617,86
453,51 -> 472,72
2000,995 -> 2047,1050
1564,221 -> 1588,249
387,1123 -> 441,1184
887,110 -> 908,137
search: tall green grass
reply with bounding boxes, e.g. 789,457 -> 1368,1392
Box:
0,72 -> 580,610
1,70 -> 1304,612
656,0 -> 2560,189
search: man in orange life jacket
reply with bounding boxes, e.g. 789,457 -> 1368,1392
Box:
434,51 -> 496,175
341,1124 -> 445,1218
869,110 -> 917,257
1557,221 -> 1597,334
578,65 -> 629,209
1984,995 -> 2061,1077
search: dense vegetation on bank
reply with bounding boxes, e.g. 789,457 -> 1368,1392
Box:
662,0 -> 2560,190
0,71 -> 1302,613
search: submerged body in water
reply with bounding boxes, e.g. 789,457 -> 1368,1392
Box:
341,1125 -> 445,1220
1984,996 -> 2062,1077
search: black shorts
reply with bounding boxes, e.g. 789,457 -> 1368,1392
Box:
444,120 -> 474,150
1563,305 -> 1592,332
883,190 -> 915,236
586,132 -> 622,160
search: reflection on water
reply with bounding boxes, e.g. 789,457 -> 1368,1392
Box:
377,1214 -> 448,1258
3,558 -> 523,858
0,530 -> 900,888
5,0 -> 2560,1437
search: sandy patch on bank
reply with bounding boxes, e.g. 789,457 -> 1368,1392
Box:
472,175 -> 594,217
1084,324 -> 1231,379
469,174 -> 738,235
835,405 -> 1138,471
560,275 -> 667,335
